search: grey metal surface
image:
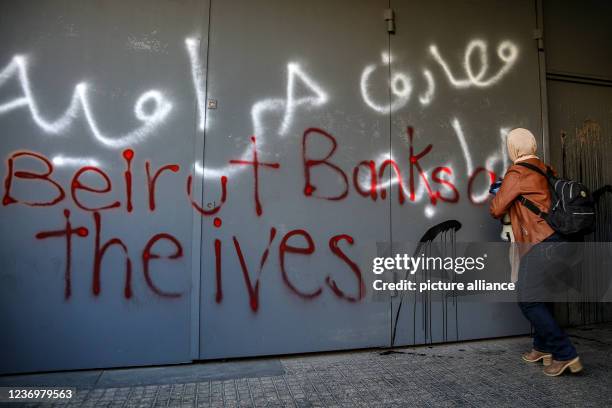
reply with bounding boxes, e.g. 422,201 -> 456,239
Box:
543,0 -> 612,81
547,81 -> 612,178
0,0 -> 209,373
543,0 -> 612,328
3,0 -> 590,374
546,79 -> 612,326
198,0 -> 392,359
388,0 -> 538,345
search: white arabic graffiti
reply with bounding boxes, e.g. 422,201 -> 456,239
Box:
430,39 -> 519,89
0,36 -> 521,215
0,55 -> 172,148
360,52 -> 413,114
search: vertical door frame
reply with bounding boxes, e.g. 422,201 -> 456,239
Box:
536,0 -> 551,162
189,0 -> 213,360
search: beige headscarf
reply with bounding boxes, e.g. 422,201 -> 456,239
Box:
506,128 -> 538,163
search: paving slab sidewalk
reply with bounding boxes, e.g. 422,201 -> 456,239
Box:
1,323 -> 611,407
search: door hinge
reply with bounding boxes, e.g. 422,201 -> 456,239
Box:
384,8 -> 395,34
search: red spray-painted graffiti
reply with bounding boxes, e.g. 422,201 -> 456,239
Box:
230,136 -> 280,216
35,209 -> 88,299
36,210 -> 184,300
3,126 -> 496,309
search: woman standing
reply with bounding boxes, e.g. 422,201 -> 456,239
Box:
489,128 -> 582,376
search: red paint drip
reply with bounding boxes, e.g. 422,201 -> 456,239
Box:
122,149 -> 134,161
232,227 -> 277,312
215,239 -> 222,303
407,127 -> 436,204
229,136 -> 279,216
146,161 -> 181,211
35,209 -> 88,300
325,234 -> 365,302
122,149 -> 134,212
213,217 -> 222,228
353,160 -> 378,201
92,212 -> 132,298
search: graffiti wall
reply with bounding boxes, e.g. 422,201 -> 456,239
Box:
0,0 -> 541,373
0,0 -> 207,373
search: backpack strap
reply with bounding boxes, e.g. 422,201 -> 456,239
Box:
517,195 -> 547,218
514,162 -> 551,219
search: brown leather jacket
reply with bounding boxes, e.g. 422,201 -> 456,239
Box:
489,158 -> 554,247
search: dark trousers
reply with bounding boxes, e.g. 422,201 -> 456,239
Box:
517,232 -> 578,361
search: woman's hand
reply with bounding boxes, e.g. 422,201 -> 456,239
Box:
489,179 -> 503,196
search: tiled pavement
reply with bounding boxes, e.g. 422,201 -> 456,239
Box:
2,323 -> 611,407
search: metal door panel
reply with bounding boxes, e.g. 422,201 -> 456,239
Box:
543,0 -> 612,80
0,0 -> 208,373
199,0 -> 391,358
389,0 -> 536,346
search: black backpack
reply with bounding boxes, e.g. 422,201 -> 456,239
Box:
515,162 -> 595,235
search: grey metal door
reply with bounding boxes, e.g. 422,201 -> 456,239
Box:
198,0 -> 392,358
0,0 -> 209,373
0,0 -> 557,373
389,0 -> 537,345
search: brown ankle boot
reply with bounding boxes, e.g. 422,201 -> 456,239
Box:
543,357 -> 583,376
522,349 -> 552,366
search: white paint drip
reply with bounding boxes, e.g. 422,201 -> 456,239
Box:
0,55 -> 173,148
418,69 -> 435,106
455,122 -> 492,203
451,118 -> 514,203
451,118 -> 473,176
499,126 -> 511,173
471,126 -> 513,203
185,37 -> 206,131
430,39 -> 518,88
